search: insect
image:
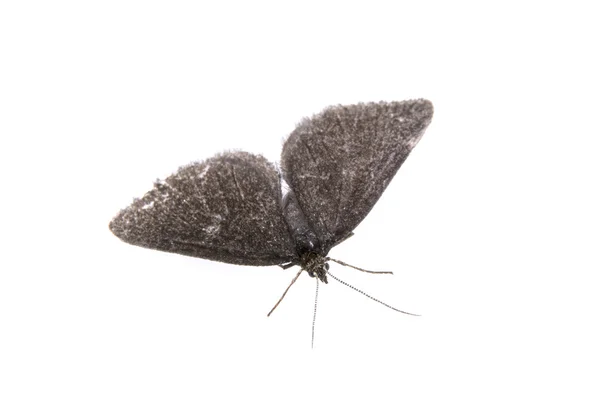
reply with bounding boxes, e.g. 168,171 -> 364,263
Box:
110,99 -> 434,346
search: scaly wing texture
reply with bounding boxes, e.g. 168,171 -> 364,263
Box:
281,99 -> 434,251
110,152 -> 297,265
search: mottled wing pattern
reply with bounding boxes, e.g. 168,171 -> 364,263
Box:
110,152 -> 297,265
281,100 -> 434,251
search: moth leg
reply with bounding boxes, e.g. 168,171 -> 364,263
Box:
326,257 -> 393,275
267,268 -> 303,317
279,261 -> 297,270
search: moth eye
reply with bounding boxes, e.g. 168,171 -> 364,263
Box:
308,271 -> 315,278
325,263 -> 330,271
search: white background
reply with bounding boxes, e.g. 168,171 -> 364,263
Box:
1,1 -> 599,399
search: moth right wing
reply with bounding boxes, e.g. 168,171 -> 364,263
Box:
110,152 -> 298,266
281,100 -> 434,252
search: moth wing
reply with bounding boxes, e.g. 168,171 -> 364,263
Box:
110,152 -> 297,265
281,99 -> 434,251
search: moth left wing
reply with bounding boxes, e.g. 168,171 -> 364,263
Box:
110,152 -> 298,266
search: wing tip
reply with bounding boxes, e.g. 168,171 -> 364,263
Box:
405,98 -> 434,127
386,98 -> 433,118
409,97 -> 433,111
108,209 -> 128,242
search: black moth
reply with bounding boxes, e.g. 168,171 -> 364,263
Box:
110,99 -> 434,344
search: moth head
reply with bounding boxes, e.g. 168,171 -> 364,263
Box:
308,262 -> 329,283
302,252 -> 329,284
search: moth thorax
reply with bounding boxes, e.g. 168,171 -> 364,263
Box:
300,252 -> 330,283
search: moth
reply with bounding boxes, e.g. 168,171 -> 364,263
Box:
110,99 -> 434,344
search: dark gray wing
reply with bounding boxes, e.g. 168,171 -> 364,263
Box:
110,152 -> 298,266
281,99 -> 434,252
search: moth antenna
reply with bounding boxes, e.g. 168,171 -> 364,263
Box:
326,271 -> 420,316
267,268 -> 303,317
326,257 -> 393,275
311,278 -> 319,349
